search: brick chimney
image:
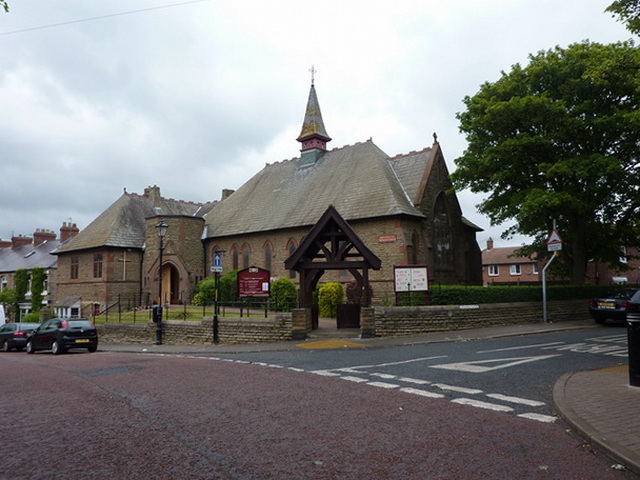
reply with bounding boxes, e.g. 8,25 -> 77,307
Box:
33,228 -> 56,246
60,222 -> 79,242
12,235 -> 32,249
486,237 -> 494,250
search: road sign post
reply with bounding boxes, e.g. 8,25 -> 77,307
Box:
543,229 -> 563,323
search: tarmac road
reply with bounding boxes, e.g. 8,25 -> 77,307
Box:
2,350 -> 637,480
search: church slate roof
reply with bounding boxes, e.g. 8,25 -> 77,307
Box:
204,139 -> 427,238
55,192 -> 215,253
0,240 -> 60,273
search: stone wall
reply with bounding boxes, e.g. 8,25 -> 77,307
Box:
373,299 -> 587,337
98,313 -> 293,345
96,299 -> 588,345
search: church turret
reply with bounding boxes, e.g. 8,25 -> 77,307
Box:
297,68 -> 331,166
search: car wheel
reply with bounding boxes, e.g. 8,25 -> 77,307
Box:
87,345 -> 97,353
2,340 -> 10,352
594,318 -> 606,325
26,341 -> 35,354
51,340 -> 64,355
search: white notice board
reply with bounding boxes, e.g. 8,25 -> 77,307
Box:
394,265 -> 429,292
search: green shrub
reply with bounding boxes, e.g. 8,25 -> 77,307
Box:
318,282 -> 344,317
22,312 -> 40,323
220,270 -> 238,302
196,278 -> 216,304
269,277 -> 298,311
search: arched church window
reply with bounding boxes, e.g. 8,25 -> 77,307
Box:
264,243 -> 272,273
288,240 -> 297,279
409,230 -> 420,264
231,246 -> 239,270
242,245 -> 250,269
434,196 -> 452,269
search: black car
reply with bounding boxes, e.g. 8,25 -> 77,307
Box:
26,318 -> 98,354
0,323 -> 40,352
589,288 -> 639,324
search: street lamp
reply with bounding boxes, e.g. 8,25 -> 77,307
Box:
155,220 -> 168,345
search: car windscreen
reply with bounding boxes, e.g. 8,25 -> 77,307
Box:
19,323 -> 40,330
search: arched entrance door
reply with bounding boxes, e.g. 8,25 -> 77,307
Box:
160,263 -> 181,305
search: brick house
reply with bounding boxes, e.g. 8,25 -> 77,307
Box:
482,238 -> 639,286
0,224 -> 77,319
53,81 -> 483,313
481,238 -> 542,286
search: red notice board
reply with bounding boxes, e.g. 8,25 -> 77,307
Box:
238,267 -> 270,298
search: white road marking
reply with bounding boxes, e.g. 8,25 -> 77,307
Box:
452,398 -> 513,412
478,342 -> 565,353
431,355 -> 560,373
311,370 -> 342,376
486,393 -> 545,407
341,376 -> 369,383
517,413 -> 557,423
323,356 -> 448,372
433,383 -> 483,394
367,381 -> 400,389
371,373 -> 397,379
400,387 -> 445,399
398,377 -> 431,385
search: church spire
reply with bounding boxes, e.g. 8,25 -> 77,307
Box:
297,68 -> 331,163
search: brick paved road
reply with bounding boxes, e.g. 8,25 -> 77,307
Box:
2,351 -> 637,480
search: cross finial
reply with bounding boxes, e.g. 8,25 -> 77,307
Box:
309,65 -> 316,86
433,132 -> 438,144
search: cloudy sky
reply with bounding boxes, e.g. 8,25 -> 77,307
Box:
0,0 -> 632,249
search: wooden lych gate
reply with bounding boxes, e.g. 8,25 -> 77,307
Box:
285,205 -> 381,329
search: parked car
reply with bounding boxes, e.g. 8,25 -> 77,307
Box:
26,318 -> 98,354
589,288 -> 639,324
0,323 -> 40,352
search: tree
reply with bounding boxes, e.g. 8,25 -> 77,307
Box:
452,41 -> 640,284
31,268 -> 46,313
1,1 -> 8,13
14,269 -> 30,318
607,0 -> 640,35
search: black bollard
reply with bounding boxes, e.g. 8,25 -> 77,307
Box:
627,313 -> 640,387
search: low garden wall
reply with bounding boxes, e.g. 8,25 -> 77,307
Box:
97,299 -> 589,345
372,299 -> 587,337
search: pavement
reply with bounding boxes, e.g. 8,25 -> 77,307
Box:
99,319 -> 640,477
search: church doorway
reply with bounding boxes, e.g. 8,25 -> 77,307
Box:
160,263 -> 181,305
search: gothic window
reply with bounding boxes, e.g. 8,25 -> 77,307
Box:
264,242 -> 272,273
288,240 -> 297,279
242,244 -> 250,269
408,230 -> 420,264
434,196 -> 452,269
231,246 -> 239,270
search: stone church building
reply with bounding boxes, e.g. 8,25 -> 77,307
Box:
54,82 -> 482,313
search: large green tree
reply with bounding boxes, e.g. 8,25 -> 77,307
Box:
452,41 -> 640,284
607,0 -> 640,35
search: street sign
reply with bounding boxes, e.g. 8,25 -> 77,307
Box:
546,229 -> 562,252
214,253 -> 222,267
211,266 -> 223,273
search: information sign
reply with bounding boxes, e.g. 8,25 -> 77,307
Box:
238,267 -> 270,297
394,265 -> 429,292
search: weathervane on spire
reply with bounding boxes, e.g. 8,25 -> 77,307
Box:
309,65 -> 316,86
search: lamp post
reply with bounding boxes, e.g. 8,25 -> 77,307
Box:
155,220 -> 168,345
